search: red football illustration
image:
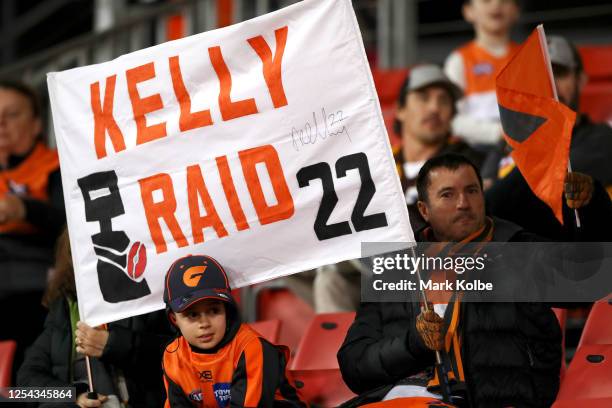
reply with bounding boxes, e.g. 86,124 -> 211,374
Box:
127,241 -> 147,281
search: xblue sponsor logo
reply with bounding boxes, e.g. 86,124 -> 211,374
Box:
213,383 -> 231,407
473,62 -> 493,76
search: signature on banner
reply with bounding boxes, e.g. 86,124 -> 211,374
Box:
290,108 -> 351,151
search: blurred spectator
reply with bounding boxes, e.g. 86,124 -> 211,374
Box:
550,36 -> 612,196
0,80 -> 66,376
393,64 -> 484,230
17,229 -> 173,408
444,0 -> 520,147
284,261 -> 363,313
483,35 -> 612,192
485,36 -> 612,240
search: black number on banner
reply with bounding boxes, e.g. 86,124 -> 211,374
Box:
336,152 -> 388,231
297,162 -> 352,240
297,153 -> 388,241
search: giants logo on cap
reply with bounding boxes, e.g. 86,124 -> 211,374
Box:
183,265 -> 207,287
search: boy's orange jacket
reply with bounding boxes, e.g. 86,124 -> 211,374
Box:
163,324 -> 305,407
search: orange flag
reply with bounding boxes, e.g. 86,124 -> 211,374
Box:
496,25 -> 576,224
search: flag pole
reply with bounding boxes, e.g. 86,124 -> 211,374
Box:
410,246 -> 454,404
537,24 -> 582,228
85,355 -> 98,400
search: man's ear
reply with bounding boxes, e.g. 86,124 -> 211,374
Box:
417,200 -> 429,222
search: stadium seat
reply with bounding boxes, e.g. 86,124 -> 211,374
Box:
578,297 -> 612,347
290,312 -> 357,406
578,46 -> 612,82
255,286 -> 315,354
230,288 -> 242,307
552,398 -> 612,408
0,340 -> 17,387
554,344 -> 612,402
370,68 -> 411,147
580,82 -> 612,124
247,319 -> 281,344
371,68 -> 410,106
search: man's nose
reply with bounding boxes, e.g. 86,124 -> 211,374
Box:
457,193 -> 471,209
426,99 -> 441,114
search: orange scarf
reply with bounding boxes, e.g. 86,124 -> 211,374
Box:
420,217 -> 494,395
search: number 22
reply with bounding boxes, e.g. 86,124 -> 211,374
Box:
296,152 -> 388,241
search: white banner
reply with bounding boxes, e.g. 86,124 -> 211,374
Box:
48,0 -> 414,326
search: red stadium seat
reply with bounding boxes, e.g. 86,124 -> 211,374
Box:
248,319 -> 281,344
290,312 -> 357,407
554,344 -> 612,402
230,288 -> 242,306
553,398 -> 612,408
371,68 -> 410,106
580,82 -> 612,124
578,46 -> 612,82
255,286 -> 314,354
0,340 -> 17,387
578,297 -> 612,348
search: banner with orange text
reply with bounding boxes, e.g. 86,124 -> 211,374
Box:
47,0 -> 413,325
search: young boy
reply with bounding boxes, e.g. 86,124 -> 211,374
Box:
444,0 -> 520,147
162,255 -> 305,407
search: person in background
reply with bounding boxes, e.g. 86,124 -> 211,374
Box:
444,0 -> 520,147
485,36 -> 612,241
0,80 -> 66,377
393,64 -> 484,230
18,229 -> 172,408
549,35 -> 612,196
483,35 -> 612,191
